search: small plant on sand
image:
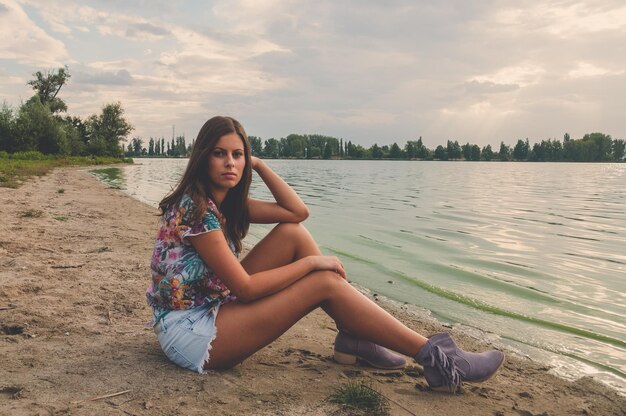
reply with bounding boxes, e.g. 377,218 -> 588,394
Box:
57,188 -> 65,193
327,381 -> 389,415
53,216 -> 68,222
18,209 -> 44,218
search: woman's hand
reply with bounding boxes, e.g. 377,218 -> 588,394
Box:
309,255 -> 346,279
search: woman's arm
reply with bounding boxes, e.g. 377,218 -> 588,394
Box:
189,231 -> 345,302
247,157 -> 309,224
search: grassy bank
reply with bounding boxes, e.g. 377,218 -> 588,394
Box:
0,151 -> 133,188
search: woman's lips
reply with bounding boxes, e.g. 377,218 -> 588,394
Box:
222,172 -> 237,178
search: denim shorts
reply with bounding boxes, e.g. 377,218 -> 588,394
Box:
154,303 -> 220,374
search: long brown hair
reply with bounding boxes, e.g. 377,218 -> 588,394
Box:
159,116 -> 252,252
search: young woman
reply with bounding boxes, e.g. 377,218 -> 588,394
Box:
147,116 -> 504,393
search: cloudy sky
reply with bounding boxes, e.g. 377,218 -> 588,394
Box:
1,0 -> 625,147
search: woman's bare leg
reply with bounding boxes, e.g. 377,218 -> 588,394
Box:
241,223 -> 357,332
241,223 -> 321,274
207,271 -> 427,369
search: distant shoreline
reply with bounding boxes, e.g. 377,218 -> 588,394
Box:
130,155 -> 625,163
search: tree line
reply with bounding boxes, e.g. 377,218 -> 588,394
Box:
2,67 -> 624,163
0,67 -> 133,157
247,132 -> 625,162
125,135 -> 192,157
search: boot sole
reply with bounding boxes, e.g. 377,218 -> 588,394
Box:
333,350 -> 358,365
334,350 -> 407,370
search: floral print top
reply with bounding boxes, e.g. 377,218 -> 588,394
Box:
146,194 -> 238,322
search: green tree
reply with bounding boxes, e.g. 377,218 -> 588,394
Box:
415,137 -> 429,159
563,133 -> 612,162
284,134 -> 308,158
470,144 -> 481,161
15,96 -> 68,154
498,141 -> 511,161
346,141 -> 368,158
530,139 -> 561,161
389,142 -> 403,159
541,139 -> 564,161
249,136 -> 263,156
0,103 -> 15,152
175,135 -> 186,156
584,133 -> 613,162
61,119 -> 84,155
63,116 -> 88,155
613,139 -> 625,161
323,142 -> 332,159
131,137 -> 143,156
169,138 -> 176,156
309,146 -> 321,158
85,102 -> 133,156
481,144 -> 493,161
462,142 -> 472,160
405,141 -> 418,159
446,140 -> 462,159
27,66 -> 71,114
513,139 -> 530,160
264,138 -> 280,158
434,145 -> 447,160
529,142 -> 542,161
370,143 -> 383,159
550,139 -> 564,161
563,138 -> 579,161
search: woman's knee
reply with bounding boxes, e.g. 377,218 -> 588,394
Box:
273,222 -> 309,239
273,223 -> 318,252
302,270 -> 349,294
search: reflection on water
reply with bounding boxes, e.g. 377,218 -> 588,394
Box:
114,159 -> 626,393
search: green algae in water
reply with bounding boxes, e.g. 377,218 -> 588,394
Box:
328,247 -> 626,352
89,167 -> 125,189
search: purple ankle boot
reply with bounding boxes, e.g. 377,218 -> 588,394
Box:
415,333 -> 505,393
333,331 -> 407,370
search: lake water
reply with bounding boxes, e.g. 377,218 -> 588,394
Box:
99,158 -> 626,393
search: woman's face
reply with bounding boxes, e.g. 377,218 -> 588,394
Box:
207,132 -> 246,193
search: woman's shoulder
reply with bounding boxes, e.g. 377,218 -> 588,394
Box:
181,194 -> 223,221
205,197 -> 220,215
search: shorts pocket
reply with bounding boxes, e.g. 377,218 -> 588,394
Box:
178,308 -> 215,338
165,345 -> 196,371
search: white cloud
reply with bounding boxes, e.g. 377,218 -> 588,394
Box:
212,0 -> 293,33
471,62 -> 546,88
491,2 -> 626,37
0,0 -> 68,66
568,62 -> 624,79
38,7 -> 71,34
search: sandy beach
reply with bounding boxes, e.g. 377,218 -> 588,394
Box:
1,166 -> 624,416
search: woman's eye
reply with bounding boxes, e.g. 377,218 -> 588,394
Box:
213,150 -> 224,157
233,152 -> 243,158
